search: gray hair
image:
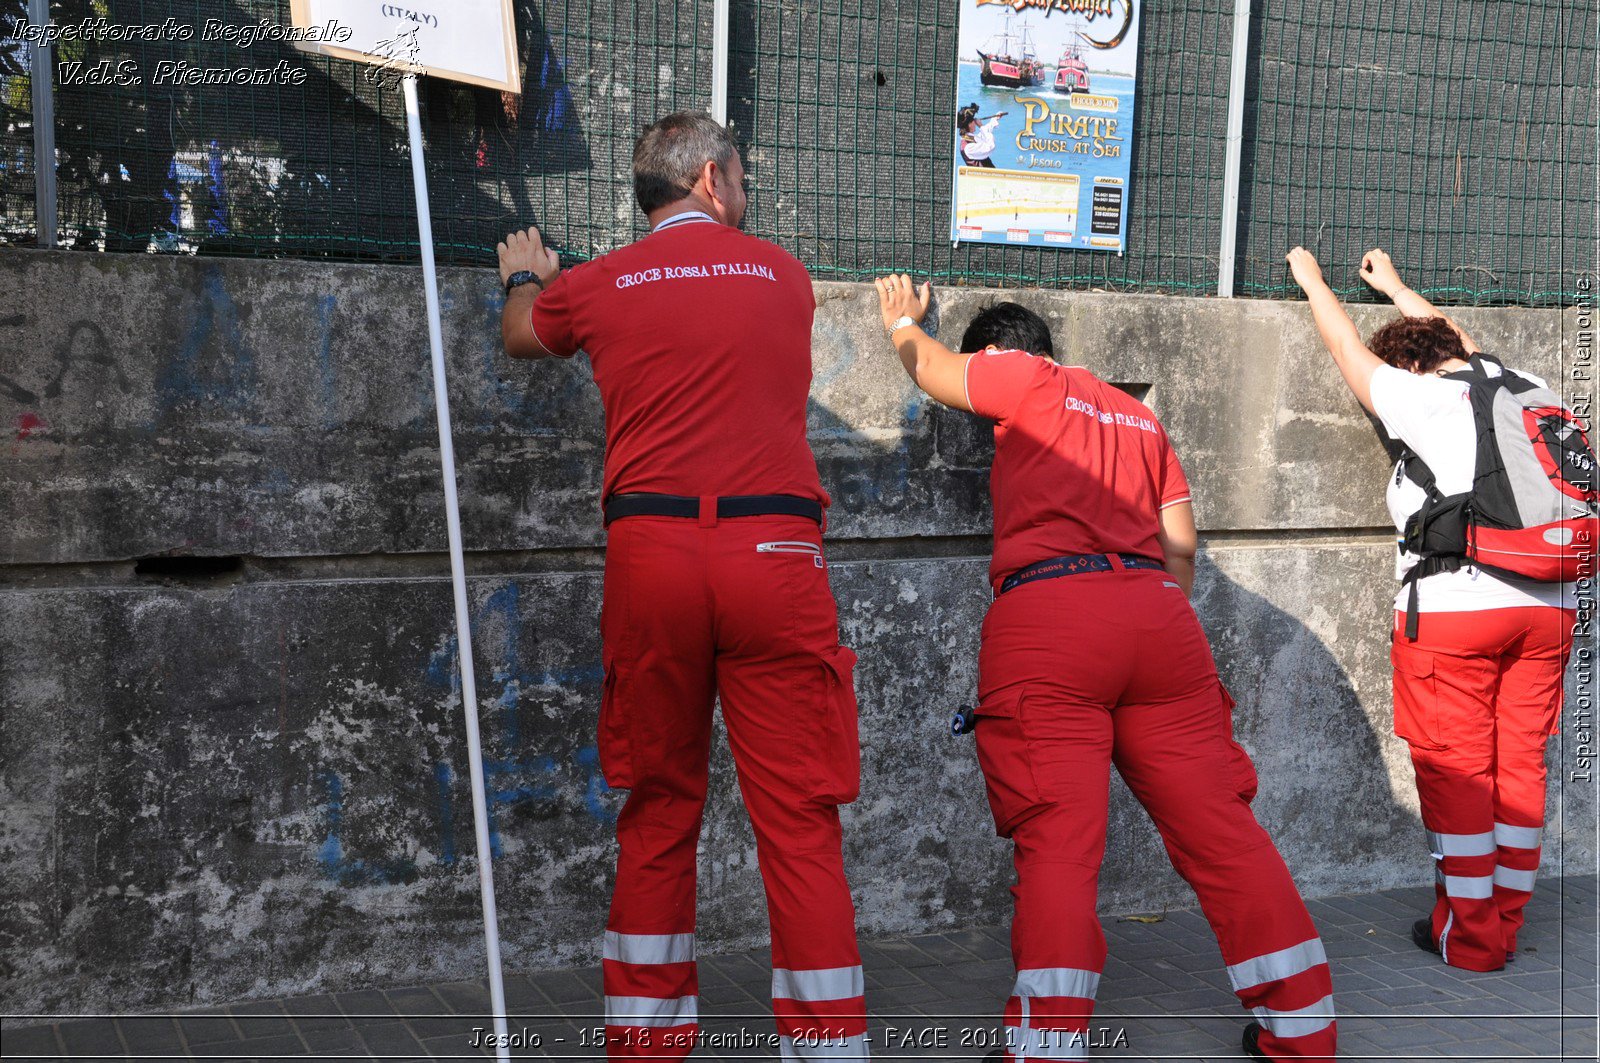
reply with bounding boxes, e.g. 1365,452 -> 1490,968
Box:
632,112 -> 739,213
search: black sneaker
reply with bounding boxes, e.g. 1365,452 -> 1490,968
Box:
1411,917 -> 1439,955
1242,1021 -> 1267,1060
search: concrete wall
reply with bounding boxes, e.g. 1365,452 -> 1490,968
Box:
1,249 -> 1593,1012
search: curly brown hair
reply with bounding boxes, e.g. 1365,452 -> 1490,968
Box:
1366,315 -> 1466,374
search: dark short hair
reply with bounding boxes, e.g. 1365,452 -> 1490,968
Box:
960,302 -> 1055,359
632,112 -> 740,213
1367,315 -> 1465,374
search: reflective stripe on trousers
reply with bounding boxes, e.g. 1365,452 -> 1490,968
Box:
1436,867 -> 1496,900
604,995 -> 699,1028
1251,994 -> 1337,1040
1495,822 -> 1542,849
1012,967 -> 1101,1001
1226,938 -> 1328,993
772,965 -> 865,1003
772,965 -> 869,1061
1426,830 -> 1496,858
604,931 -> 696,966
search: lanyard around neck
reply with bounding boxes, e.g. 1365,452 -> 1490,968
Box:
653,210 -> 717,232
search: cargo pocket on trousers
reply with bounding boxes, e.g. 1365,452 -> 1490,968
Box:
598,663 -> 636,789
1390,641 -> 1449,751
1216,682 -> 1259,804
972,686 -> 1045,838
805,646 -> 862,805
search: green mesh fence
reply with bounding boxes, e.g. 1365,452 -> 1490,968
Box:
1235,0 -> 1596,304
731,0 -> 1235,295
12,0 -> 1598,305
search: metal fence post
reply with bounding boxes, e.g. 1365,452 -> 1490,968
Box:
27,0 -> 57,248
1216,0 -> 1251,297
711,0 -> 729,123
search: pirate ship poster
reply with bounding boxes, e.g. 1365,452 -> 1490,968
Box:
952,0 -> 1142,251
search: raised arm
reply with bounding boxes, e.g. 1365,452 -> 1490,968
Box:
1359,248 -> 1480,354
875,274 -> 973,412
497,226 -> 563,359
1287,247 -> 1383,414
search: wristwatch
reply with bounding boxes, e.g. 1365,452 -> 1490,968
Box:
505,270 -> 544,294
887,315 -> 919,336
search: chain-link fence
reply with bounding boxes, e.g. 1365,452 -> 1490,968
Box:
4,0 -> 1595,304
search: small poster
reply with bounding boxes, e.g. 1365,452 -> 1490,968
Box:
951,0 -> 1142,252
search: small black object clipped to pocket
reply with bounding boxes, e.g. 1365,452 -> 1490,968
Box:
950,704 -> 978,737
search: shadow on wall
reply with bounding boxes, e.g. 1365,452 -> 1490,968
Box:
1180,558 -> 1425,908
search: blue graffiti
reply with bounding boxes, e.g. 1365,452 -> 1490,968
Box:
421,583 -> 615,864
314,294 -> 338,426
317,770 -> 418,886
318,592 -> 618,882
156,269 -> 256,413
433,762 -> 457,866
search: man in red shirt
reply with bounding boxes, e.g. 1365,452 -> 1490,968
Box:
875,276 -> 1337,1062
497,113 -> 868,1061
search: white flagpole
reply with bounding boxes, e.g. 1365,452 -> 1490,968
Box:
711,0 -> 730,123
1216,0 -> 1252,297
401,72 -> 513,1063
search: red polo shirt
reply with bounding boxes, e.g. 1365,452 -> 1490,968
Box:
528,214 -> 827,506
964,349 -> 1191,586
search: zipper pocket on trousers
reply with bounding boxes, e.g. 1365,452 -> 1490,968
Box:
756,541 -> 822,555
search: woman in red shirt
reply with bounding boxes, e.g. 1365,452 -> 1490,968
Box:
875,275 -> 1336,1062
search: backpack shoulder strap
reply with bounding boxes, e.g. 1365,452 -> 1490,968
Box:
1435,351 -> 1506,385
1398,444 -> 1440,497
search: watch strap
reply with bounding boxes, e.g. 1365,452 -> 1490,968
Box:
505,270 -> 544,294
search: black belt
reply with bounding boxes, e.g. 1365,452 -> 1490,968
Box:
997,552 -> 1166,595
603,492 -> 823,526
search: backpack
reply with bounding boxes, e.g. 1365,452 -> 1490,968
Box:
1396,352 -> 1598,639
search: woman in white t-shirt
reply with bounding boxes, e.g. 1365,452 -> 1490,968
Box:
1288,246 -> 1575,974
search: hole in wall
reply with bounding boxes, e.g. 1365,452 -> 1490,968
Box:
1109,382 -> 1152,404
133,555 -> 245,580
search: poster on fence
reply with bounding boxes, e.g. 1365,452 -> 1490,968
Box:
951,0 -> 1142,251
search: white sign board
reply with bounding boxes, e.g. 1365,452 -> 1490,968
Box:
290,0 -> 521,93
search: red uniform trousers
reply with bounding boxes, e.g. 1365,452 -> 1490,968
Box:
598,512 -> 868,1061
974,568 -> 1336,1062
1390,606 -> 1575,972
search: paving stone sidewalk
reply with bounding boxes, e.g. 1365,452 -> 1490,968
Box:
5,876 -> 1596,1062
